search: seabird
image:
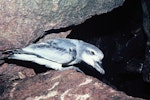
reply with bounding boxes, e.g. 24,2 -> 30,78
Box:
2,38 -> 105,74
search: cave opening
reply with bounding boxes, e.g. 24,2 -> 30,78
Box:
67,0 -> 150,99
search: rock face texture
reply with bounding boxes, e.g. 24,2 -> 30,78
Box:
141,0 -> 150,82
0,69 -> 142,100
0,0 -> 125,50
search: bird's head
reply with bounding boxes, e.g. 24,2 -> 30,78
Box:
81,44 -> 105,74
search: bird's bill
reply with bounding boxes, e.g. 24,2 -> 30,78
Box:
94,61 -> 105,74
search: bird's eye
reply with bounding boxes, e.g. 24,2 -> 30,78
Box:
90,51 -> 95,55
86,50 -> 95,55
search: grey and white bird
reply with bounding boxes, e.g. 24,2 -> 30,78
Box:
2,38 -> 105,74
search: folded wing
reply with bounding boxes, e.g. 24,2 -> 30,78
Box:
21,39 -> 77,65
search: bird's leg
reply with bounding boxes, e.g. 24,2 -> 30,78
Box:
62,66 -> 84,73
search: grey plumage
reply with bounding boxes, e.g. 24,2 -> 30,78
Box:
3,38 -> 105,74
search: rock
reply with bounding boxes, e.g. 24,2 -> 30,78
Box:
141,0 -> 150,40
141,0 -> 150,82
38,30 -> 71,43
0,70 -> 142,100
0,63 -> 36,79
0,0 -> 125,50
0,52 -> 4,65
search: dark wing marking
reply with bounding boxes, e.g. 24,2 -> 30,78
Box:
21,39 -> 77,64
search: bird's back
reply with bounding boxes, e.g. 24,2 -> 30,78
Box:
8,38 -> 81,65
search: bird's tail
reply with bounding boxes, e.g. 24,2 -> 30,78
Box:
0,49 -> 23,60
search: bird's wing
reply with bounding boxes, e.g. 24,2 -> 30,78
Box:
21,39 -> 78,64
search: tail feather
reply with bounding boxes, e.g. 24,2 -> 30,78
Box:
3,49 -> 23,54
0,49 -> 23,59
